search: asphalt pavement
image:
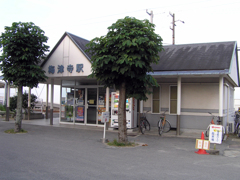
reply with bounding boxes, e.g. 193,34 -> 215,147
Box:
1,118 -> 240,180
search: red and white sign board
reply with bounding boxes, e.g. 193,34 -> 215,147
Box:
209,125 -> 223,144
195,139 -> 210,150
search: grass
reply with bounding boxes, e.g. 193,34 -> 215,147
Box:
4,129 -> 28,134
107,139 -> 138,147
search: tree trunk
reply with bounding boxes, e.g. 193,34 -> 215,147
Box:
15,86 -> 23,132
118,82 -> 128,143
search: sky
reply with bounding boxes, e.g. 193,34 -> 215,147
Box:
1,0 -> 240,102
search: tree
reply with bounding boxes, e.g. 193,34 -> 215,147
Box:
10,92 -> 38,114
0,22 -> 49,132
86,17 -> 163,143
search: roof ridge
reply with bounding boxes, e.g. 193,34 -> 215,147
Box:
163,41 -> 236,47
66,32 -> 90,42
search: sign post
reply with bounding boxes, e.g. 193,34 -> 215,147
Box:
101,87 -> 110,143
102,111 -> 109,142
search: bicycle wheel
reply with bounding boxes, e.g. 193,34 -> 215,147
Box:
238,125 -> 240,137
140,120 -> 146,134
221,126 -> 225,141
158,120 -> 163,135
145,119 -> 151,131
162,119 -> 171,133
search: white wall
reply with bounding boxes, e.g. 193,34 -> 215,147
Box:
181,83 -> 219,110
42,36 -> 92,78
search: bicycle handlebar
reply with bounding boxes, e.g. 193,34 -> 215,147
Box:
208,112 -> 222,123
160,110 -> 168,116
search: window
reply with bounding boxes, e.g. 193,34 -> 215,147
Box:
152,86 -> 160,113
170,86 -> 177,114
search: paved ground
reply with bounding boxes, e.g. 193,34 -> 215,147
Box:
1,118 -> 240,180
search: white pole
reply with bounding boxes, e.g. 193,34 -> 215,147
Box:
7,83 -> 10,108
177,77 -> 181,136
28,87 -> 31,120
140,101 -> 143,113
46,84 -> 49,119
103,87 -> 110,142
50,79 -> 54,125
59,83 -> 62,123
177,77 -> 181,115
219,76 -> 224,117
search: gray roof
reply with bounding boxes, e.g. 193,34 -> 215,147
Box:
41,32 -> 91,67
152,41 -> 236,71
67,32 -> 92,59
41,32 -> 237,78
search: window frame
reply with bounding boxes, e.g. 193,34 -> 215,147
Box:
169,85 -> 177,115
151,85 -> 161,114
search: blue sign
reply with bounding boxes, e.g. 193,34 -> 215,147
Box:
48,65 -> 55,74
58,65 -> 64,73
67,64 -> 74,73
48,64 -> 84,74
76,64 -> 84,73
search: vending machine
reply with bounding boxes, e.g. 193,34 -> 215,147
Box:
110,92 -> 137,129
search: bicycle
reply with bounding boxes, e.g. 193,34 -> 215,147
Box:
234,113 -> 240,137
205,112 -> 225,141
158,110 -> 171,135
139,111 -> 151,134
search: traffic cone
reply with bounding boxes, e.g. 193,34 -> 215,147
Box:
195,132 -> 209,155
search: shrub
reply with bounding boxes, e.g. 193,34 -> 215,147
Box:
0,104 -> 6,111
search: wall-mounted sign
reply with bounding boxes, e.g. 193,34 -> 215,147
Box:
48,64 -> 84,74
48,65 -> 55,74
58,65 -> 64,73
67,64 -> 73,73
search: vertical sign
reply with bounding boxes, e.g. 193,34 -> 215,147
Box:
209,125 -> 223,144
76,106 -> 84,121
101,112 -> 109,123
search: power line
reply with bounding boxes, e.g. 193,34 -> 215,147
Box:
75,1 -> 239,29
78,9 -> 145,22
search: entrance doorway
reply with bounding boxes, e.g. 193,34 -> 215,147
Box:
61,86 -> 106,126
86,88 -> 97,124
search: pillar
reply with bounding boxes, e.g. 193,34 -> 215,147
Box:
46,84 -> 49,119
176,77 -> 181,136
28,87 -> 31,120
5,82 -> 10,121
50,79 -> 54,125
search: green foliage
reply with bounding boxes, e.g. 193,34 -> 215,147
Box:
0,105 -> 6,111
0,22 -> 49,88
10,92 -> 38,113
86,16 -> 163,100
107,139 -> 137,147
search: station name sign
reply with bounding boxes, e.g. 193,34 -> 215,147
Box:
48,64 -> 84,74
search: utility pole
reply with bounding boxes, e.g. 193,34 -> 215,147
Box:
146,9 -> 153,23
169,13 -> 184,45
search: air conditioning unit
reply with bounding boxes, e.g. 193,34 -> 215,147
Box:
227,122 -> 234,133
